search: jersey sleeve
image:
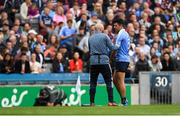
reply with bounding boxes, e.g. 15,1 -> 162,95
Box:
115,33 -> 122,48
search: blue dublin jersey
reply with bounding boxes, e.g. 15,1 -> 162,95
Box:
115,29 -> 130,62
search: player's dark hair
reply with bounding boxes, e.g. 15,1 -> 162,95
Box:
113,18 -> 125,26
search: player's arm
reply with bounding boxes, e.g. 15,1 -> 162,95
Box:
105,35 -> 118,64
110,50 -> 116,62
105,35 -> 118,51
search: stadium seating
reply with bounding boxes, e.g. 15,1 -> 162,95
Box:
0,73 -> 135,85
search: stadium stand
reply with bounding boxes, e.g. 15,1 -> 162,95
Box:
0,0 -> 179,83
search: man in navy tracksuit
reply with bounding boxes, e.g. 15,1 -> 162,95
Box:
88,23 -> 118,106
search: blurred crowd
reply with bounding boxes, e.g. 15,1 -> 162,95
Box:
0,0 -> 179,81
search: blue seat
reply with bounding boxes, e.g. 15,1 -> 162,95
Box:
0,73 -> 133,85
0,73 -> 104,85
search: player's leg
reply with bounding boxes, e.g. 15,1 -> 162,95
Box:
113,71 -> 120,94
116,71 -> 127,104
89,65 -> 99,106
114,62 -> 129,106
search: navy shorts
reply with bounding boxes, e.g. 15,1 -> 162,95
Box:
115,61 -> 129,72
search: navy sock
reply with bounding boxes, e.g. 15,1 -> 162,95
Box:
121,97 -> 126,103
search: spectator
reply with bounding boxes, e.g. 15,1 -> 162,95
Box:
168,44 -> 176,58
167,22 -> 178,41
28,29 -> 38,43
15,45 -> 31,61
151,7 -> 167,24
104,24 -> 115,43
45,1 -> 55,19
149,16 -> 165,37
137,34 -> 150,57
76,3 -> 88,22
77,26 -> 96,72
19,35 -> 28,45
65,12 -> 77,29
75,27 -> 87,49
164,33 -> 175,47
5,41 -> 13,55
69,52 -> 83,72
148,31 -> 164,48
101,0 -> 110,14
1,53 -> 14,73
103,10 -> 114,27
28,3 -> 40,19
59,19 -> 77,52
175,51 -> 180,71
87,11 -> 102,28
53,6 -> 66,24
76,13 -> 88,34
109,1 -> 118,13
139,12 -> 151,28
22,22 -> 32,36
79,0 -> 87,5
174,39 -> 180,56
34,44 -> 44,66
14,52 -> 31,73
39,7 -> 53,37
0,32 -> 5,54
128,13 -> 137,24
148,55 -> 162,72
69,2 -> 81,21
52,21 -> 64,38
0,54 -> 3,72
20,0 -> 32,21
161,52 -> 176,71
28,29 -> 37,51
11,24 -> 22,38
87,0 -> 95,12
4,0 -> 21,23
8,35 -> 20,56
44,35 -> 59,60
52,52 -> 68,73
2,24 -> 10,42
31,34 -> 46,52
133,21 -> 141,36
91,2 -> 103,20
14,18 -> 22,28
30,52 -> 42,73
31,0 -> 46,12
0,11 -> 12,28
133,52 -> 150,79
126,23 -> 138,45
0,0 -> 4,12
143,2 -> 154,17
58,44 -> 71,59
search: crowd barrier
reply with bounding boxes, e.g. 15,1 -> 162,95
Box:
0,73 -> 134,85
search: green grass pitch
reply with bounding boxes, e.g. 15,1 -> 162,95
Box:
0,105 -> 180,115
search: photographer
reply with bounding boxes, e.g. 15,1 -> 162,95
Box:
34,86 -> 67,106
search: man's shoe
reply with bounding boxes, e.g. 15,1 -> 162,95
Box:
121,99 -> 128,106
108,102 -> 117,106
90,103 -> 95,106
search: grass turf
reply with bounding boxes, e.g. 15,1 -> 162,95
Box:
0,105 -> 180,115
